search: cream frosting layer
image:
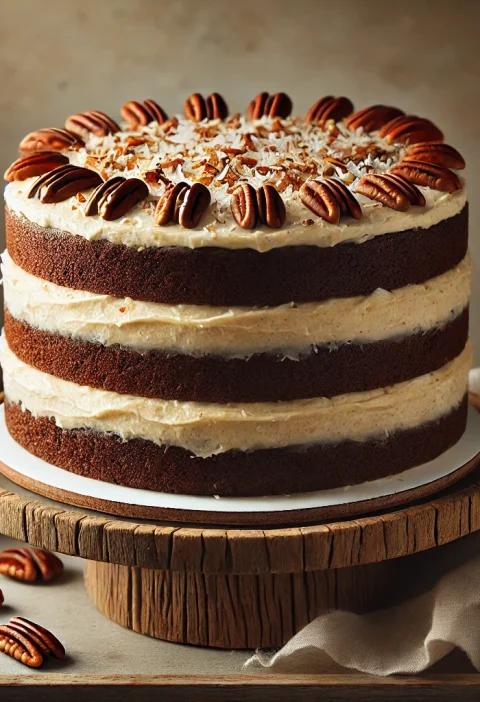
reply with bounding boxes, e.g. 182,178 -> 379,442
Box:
4,178 -> 467,253
1,338 -> 472,457
1,251 -> 471,357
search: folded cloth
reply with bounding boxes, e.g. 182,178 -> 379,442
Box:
245,370 -> 480,676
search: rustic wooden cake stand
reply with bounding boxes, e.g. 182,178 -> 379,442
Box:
0,393 -> 479,649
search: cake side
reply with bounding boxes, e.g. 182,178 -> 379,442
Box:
1,93 -> 471,496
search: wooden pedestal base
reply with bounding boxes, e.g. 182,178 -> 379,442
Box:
84,554 -> 433,649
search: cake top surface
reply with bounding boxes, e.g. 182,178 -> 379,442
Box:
4,93 -> 467,251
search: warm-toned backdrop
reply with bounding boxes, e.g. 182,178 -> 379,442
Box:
0,0 -> 478,355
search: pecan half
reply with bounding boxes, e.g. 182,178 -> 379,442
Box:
0,616 -> 65,668
19,128 -> 83,153
256,184 -> 286,228
390,160 -> 462,193
0,548 -> 64,582
305,96 -> 354,125
0,590 -> 3,607
65,110 -> 120,140
404,142 -> 465,170
154,181 -> 210,228
299,178 -> 362,224
89,177 -> 148,220
4,152 -> 69,182
344,105 -> 405,132
27,164 -> 102,203
355,173 -> 425,211
184,93 -> 228,121
247,92 -> 293,120
121,99 -> 168,128
379,115 -> 443,144
231,182 -> 258,229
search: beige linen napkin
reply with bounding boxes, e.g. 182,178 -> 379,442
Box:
245,369 -> 480,675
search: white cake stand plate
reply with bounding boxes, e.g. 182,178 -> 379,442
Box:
0,404 -> 479,526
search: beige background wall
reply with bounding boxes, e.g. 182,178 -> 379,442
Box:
0,0 -> 478,353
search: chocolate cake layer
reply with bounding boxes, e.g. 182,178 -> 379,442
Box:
6,205 -> 468,307
4,308 -> 469,402
5,398 -> 468,496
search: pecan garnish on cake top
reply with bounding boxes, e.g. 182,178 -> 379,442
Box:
121,99 -> 169,128
65,110 -> 120,140
0,547 -> 63,582
27,164 -> 102,203
231,183 -> 286,229
184,93 -> 229,122
85,176 -> 149,220
305,96 -> 354,125
404,142 -> 465,170
154,181 -> 211,227
344,105 -> 404,132
299,178 -> 362,224
379,115 -> 444,144
4,151 -> 69,182
19,127 -> 83,153
355,173 -> 426,211
0,616 -> 65,668
247,92 -> 293,120
231,182 -> 258,229
390,160 -> 462,192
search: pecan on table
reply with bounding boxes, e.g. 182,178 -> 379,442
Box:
355,173 -> 425,211
404,142 -> 465,170
256,184 -> 286,228
305,96 -> 353,125
155,181 -> 211,228
85,176 -> 148,220
247,92 -> 293,120
65,110 -> 120,140
299,178 -> 362,224
344,105 -> 405,132
0,616 -> 65,668
0,547 -> 64,582
4,151 -> 69,182
19,127 -> 83,153
27,164 -> 102,203
390,160 -> 462,193
379,115 -> 443,144
184,93 -> 229,121
121,99 -> 168,128
231,182 -> 258,229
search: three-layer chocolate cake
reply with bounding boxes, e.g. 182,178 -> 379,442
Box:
0,92 -> 471,496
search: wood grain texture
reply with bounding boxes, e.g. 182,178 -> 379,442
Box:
1,674 -> 480,702
1,462 -> 480,574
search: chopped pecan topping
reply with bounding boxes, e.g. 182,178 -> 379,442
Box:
0,548 -> 64,582
65,110 -> 120,140
355,173 -> 425,210
85,176 -> 148,220
389,160 -> 462,193
120,99 -> 168,128
0,616 -> 65,668
27,164 -> 102,203
305,96 -> 354,125
231,183 -> 258,229
344,105 -> 405,132
247,92 -> 293,120
379,115 -> 443,144
154,181 -> 210,228
4,151 -> 69,182
299,178 -> 362,224
404,142 -> 465,170
19,128 -> 83,153
184,93 -> 228,121
256,184 -> 286,228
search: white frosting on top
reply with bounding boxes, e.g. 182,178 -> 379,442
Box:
1,338 -> 471,456
2,252 -> 471,357
4,116 -> 467,252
